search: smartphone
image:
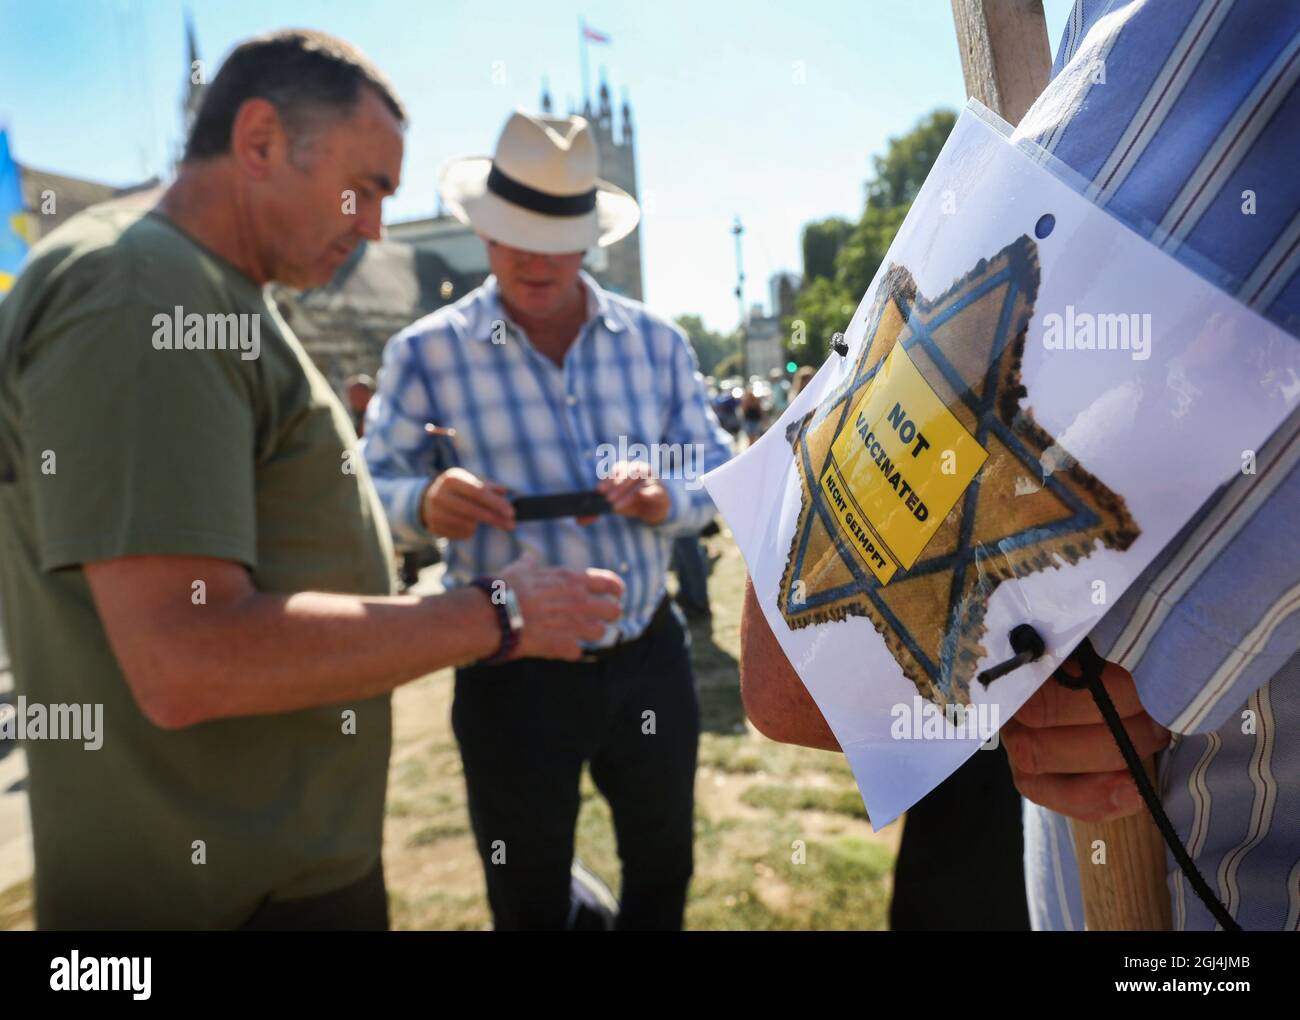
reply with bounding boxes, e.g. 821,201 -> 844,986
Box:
511,490 -> 612,521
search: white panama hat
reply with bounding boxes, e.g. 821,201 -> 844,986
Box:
438,110 -> 641,254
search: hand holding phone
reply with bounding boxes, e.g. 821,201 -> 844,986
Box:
511,490 -> 613,521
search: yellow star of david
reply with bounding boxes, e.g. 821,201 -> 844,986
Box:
778,235 -> 1140,707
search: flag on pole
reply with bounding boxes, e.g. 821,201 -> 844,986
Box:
582,23 -> 611,44
0,129 -> 30,295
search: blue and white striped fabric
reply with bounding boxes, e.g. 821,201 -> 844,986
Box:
361,270 -> 733,645
1016,0 -> 1300,930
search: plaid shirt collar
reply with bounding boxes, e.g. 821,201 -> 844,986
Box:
466,269 -> 629,341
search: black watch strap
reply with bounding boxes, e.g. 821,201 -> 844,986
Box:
469,576 -> 520,665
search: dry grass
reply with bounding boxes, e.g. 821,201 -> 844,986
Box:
0,877 -> 32,931
1,531 -> 900,930
383,530 -> 900,931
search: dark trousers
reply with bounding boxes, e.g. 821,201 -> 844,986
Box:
239,859 -> 388,931
452,601 -> 699,931
670,534 -> 711,612
889,743 -> 1030,930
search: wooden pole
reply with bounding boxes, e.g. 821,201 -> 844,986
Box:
1070,759 -> 1172,929
949,0 -> 1172,930
950,0 -> 1053,124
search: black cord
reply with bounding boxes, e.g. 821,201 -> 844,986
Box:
830,313 -> 1242,928
1052,638 -> 1242,932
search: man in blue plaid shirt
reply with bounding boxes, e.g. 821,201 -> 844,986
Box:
363,110 -> 733,929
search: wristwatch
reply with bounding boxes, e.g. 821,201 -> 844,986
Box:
469,576 -> 524,665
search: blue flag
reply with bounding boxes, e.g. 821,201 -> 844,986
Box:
0,130 -> 30,294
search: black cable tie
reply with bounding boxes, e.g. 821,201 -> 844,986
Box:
977,623 -> 1045,686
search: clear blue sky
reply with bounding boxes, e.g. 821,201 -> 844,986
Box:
0,0 -> 1074,331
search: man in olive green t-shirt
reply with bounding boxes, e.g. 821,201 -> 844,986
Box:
0,30 -> 623,930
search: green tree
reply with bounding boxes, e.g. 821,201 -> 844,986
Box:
785,108 -> 956,367
801,217 -> 854,283
786,276 -> 855,366
836,202 -> 909,299
865,109 -> 957,210
675,314 -> 738,378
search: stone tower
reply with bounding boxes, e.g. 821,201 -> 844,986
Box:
551,73 -> 644,302
174,12 -> 207,168
182,14 -> 206,143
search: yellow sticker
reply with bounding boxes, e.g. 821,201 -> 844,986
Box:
819,344 -> 988,584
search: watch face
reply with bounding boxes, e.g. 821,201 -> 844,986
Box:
503,589 -> 525,631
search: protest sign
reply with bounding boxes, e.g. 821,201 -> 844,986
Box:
705,101 -> 1300,826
